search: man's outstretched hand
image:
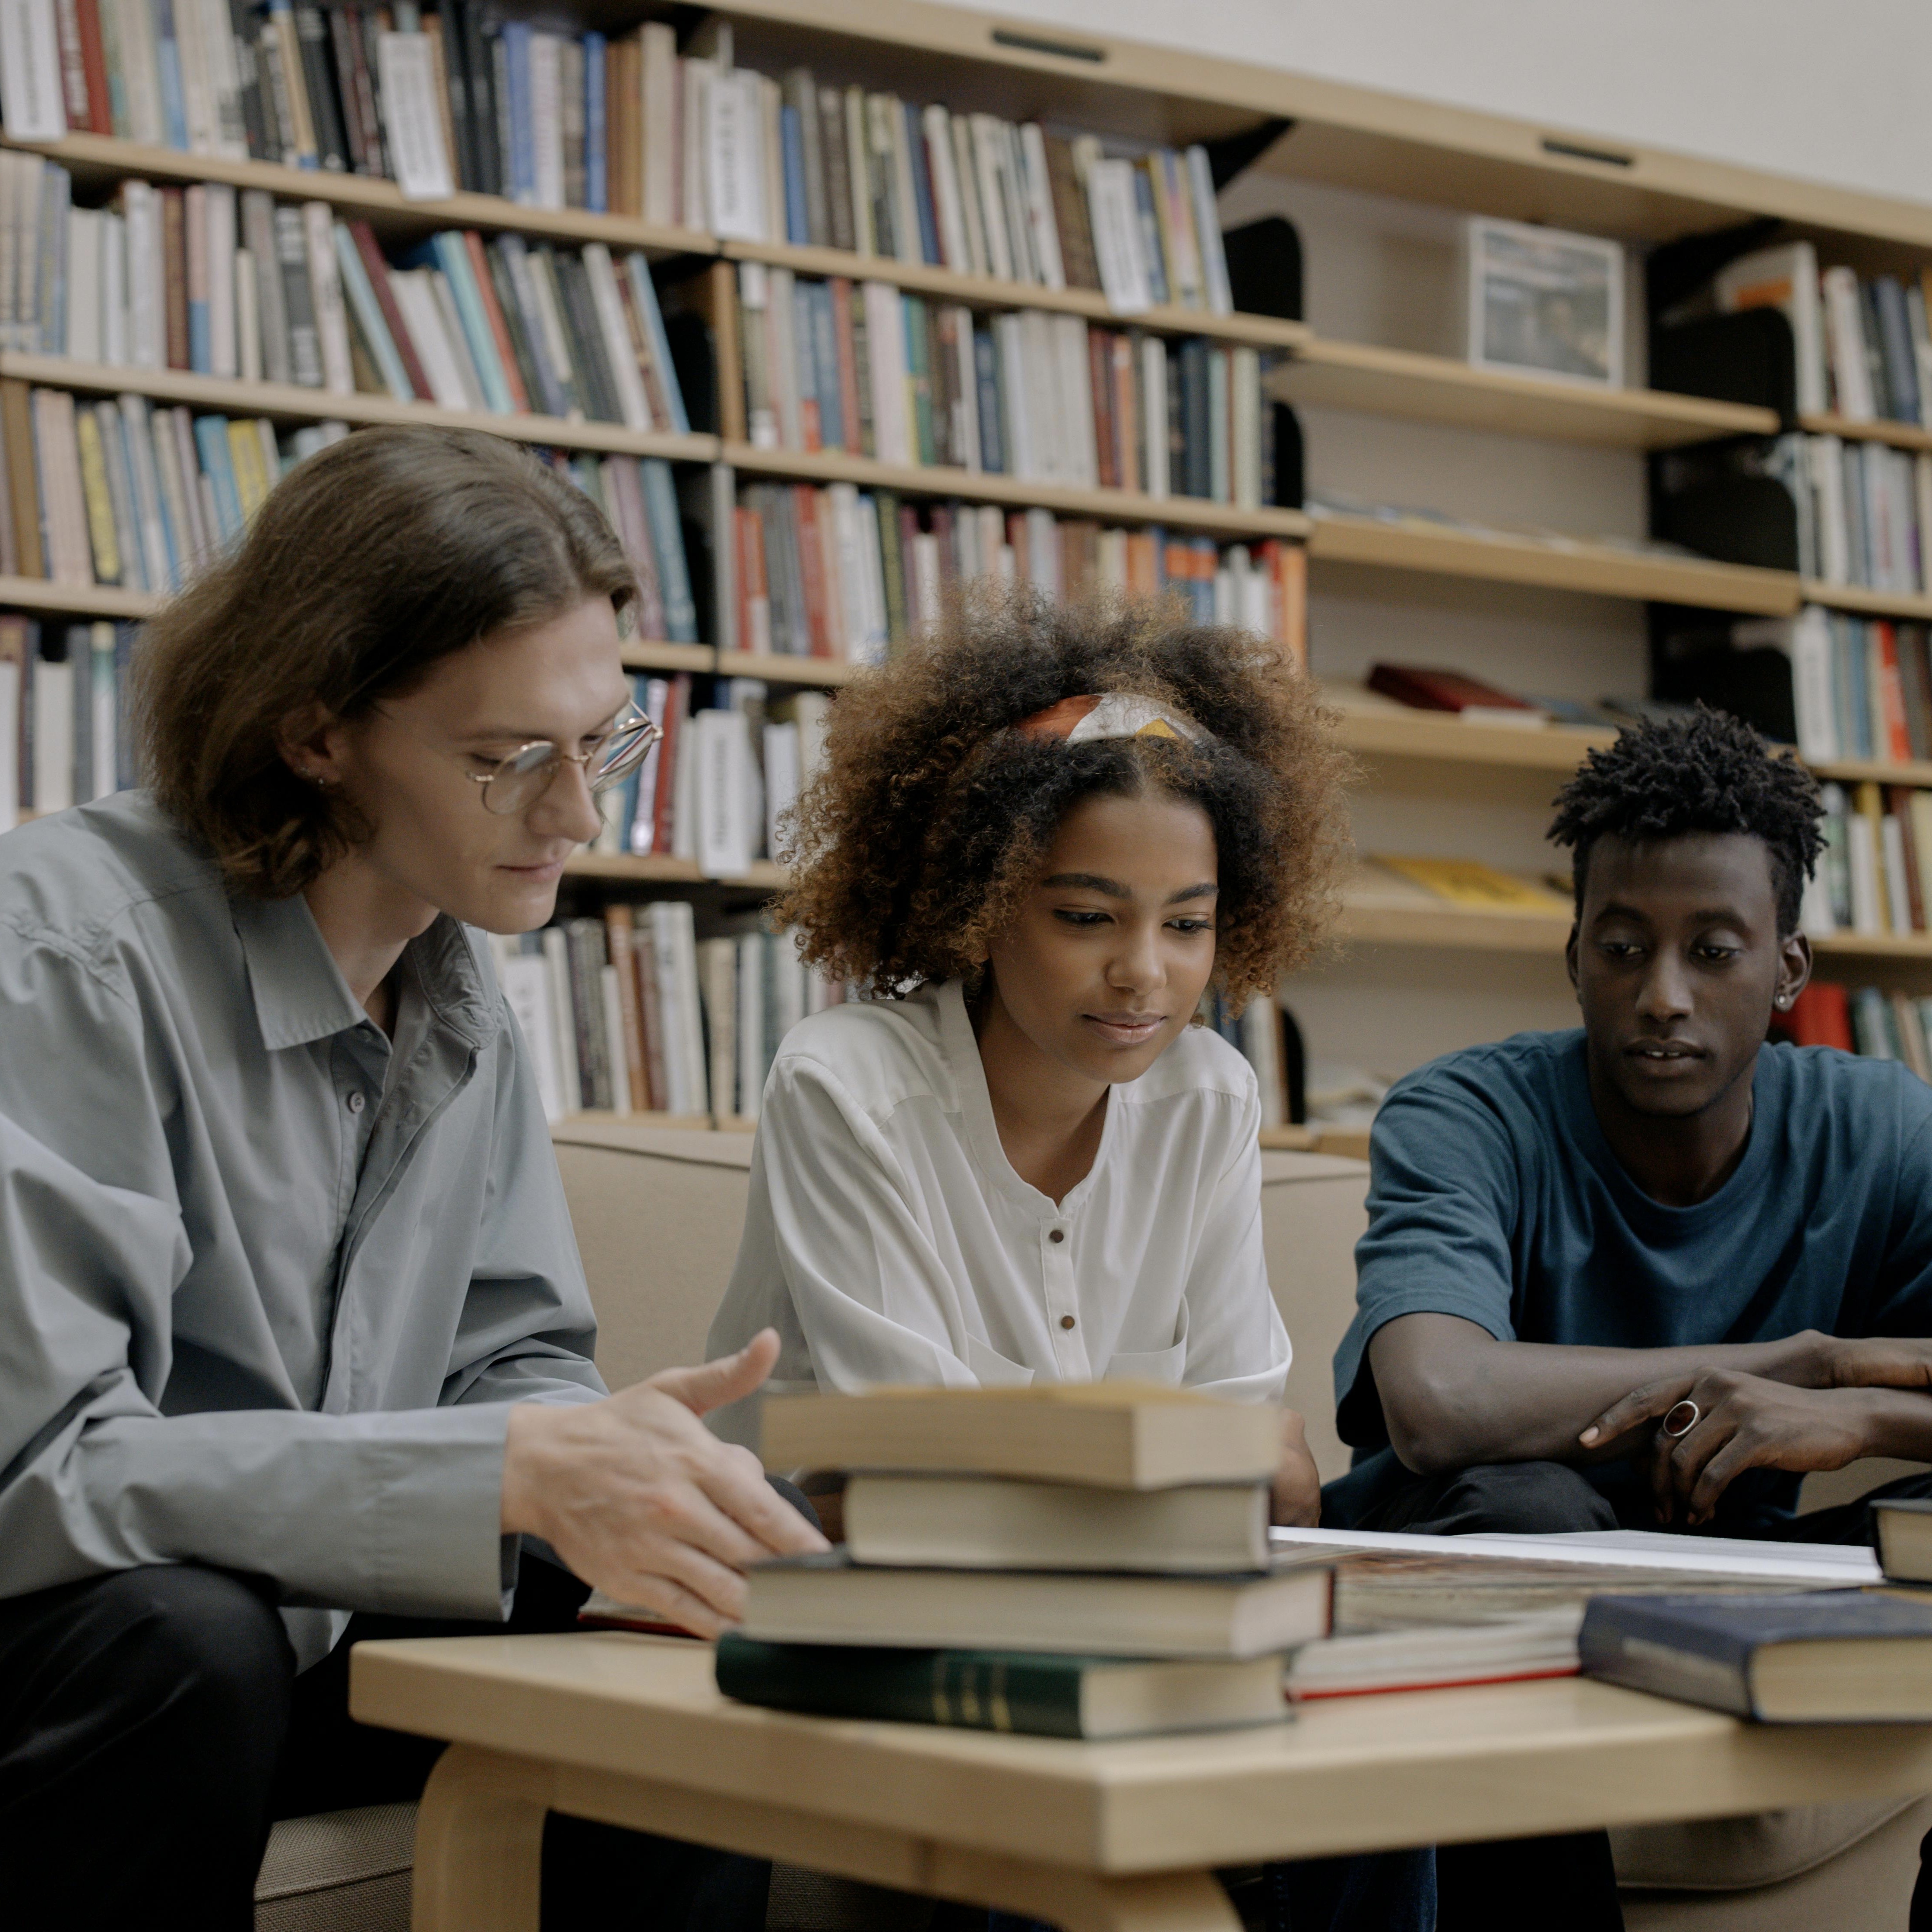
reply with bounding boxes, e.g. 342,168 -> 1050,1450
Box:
501,1328 -> 828,1638
1580,1369 -> 1901,1527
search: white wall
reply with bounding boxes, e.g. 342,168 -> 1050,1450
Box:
1018,0 -> 1932,206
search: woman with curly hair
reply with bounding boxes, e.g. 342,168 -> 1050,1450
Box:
706,587 -> 1351,1522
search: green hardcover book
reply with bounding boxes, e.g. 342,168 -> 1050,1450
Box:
874,488 -> 907,645
715,1633 -> 1290,1739
902,294 -> 935,466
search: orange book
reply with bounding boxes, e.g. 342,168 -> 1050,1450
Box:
463,232 -> 530,412
607,32 -> 642,219
791,486 -> 832,657
1877,623 -> 1913,764
1272,541 -> 1308,670
735,505 -> 770,654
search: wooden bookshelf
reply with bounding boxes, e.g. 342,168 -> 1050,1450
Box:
1328,683 -> 1610,773
724,443 -> 1314,540
563,853 -> 788,889
621,642 -> 715,673
1799,413 -> 1932,455
0,131 -> 715,259
1,354 -> 721,466
1272,340 -> 1777,449
0,575 -> 163,619
717,651 -> 864,686
1803,581 -> 1932,624
1308,512 -> 1800,615
723,237 -> 1311,350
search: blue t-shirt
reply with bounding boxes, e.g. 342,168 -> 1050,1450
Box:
1335,1030 -> 1932,1528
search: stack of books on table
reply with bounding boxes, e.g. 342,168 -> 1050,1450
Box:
585,1385 -> 1331,1739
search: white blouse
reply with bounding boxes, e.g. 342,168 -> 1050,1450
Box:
705,979 -> 1290,1444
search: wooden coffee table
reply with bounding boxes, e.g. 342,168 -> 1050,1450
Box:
350,1632 -> 1932,1932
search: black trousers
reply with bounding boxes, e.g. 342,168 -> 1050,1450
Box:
1326,1457 -> 1932,1932
0,1555 -> 769,1932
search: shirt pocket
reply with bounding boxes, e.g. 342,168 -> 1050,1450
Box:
965,1332 -> 1036,1388
1103,1303 -> 1189,1388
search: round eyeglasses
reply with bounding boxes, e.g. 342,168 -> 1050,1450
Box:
466,708 -> 662,816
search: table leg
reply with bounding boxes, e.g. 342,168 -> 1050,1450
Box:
410,1745 -> 1244,1932
411,1744 -> 552,1932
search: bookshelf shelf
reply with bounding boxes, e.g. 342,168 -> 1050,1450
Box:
1803,582 -> 1932,624
1307,511 -> 1800,615
0,133 -> 715,258
721,237 -> 1312,349
0,575 -> 163,619
621,642 -> 715,673
717,651 -> 863,686
723,443 -> 1314,540
1274,341 -> 1777,449
0,354 -> 722,466
1799,414 -> 1932,456
563,853 -> 787,889
1327,684 -> 1610,772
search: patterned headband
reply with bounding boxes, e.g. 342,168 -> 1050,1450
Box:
1010,693 -> 1214,746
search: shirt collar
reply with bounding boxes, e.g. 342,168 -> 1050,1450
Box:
232,893 -> 501,1053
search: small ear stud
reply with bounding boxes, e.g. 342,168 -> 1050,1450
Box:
1775,994 -> 1791,1009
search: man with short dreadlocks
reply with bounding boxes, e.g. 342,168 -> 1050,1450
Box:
1328,708 -> 1932,1932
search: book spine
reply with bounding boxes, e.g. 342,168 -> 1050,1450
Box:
715,1635 -> 1088,1737
1577,1603 -> 1759,1719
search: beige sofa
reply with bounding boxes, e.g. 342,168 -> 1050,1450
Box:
261,1119 -> 1931,1929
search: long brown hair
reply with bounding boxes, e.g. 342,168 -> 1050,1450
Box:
135,426 -> 636,898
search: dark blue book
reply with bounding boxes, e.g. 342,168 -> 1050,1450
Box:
781,104 -> 810,246
583,33 -> 607,213
1579,1591 -> 1932,1722
973,324 -> 1004,475
903,101 -> 941,266
1872,277 -> 1922,427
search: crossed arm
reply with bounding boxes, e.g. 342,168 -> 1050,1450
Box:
1369,1313 -> 1932,1526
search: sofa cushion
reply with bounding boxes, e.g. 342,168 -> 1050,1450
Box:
254,1804 -> 414,1932
552,1123 -> 1370,1480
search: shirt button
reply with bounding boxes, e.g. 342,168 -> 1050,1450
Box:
1049,1229 -> 1065,1244
1060,1314 -> 1076,1331
346,1091 -> 367,1115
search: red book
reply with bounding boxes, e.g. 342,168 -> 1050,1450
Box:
1877,623 -> 1913,764
73,0 -> 109,133
1088,329 -> 1116,490
735,505 -> 769,655
791,485 -> 832,656
348,221 -> 434,403
1785,983 -> 1854,1052
828,278 -> 860,458
462,231 -> 530,412
1111,332 -> 1136,493
650,672 -> 688,856
1367,663 -> 1548,728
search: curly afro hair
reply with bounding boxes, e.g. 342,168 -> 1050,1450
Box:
775,586 -> 1353,1008
1548,706 -> 1824,933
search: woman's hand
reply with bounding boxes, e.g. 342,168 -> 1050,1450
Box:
501,1329 -> 828,1638
1270,1408 -> 1322,1527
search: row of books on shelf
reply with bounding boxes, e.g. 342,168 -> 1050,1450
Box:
737,262 -> 1288,505
1781,609 -> 1932,766
2,155 -> 695,437
1803,781 -> 1932,939
1698,431 -> 1932,596
730,482 -> 1306,664
1704,242 -> 1932,425
0,378 -> 698,636
0,381 -> 344,589
487,905 -> 847,1126
0,615 -> 131,823
1780,980 -> 1932,1083
0,6 -> 1241,321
